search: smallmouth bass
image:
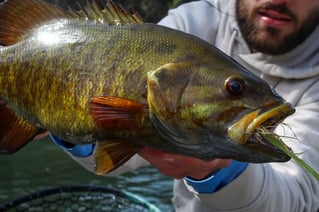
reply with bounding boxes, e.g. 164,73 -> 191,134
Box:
0,0 -> 295,174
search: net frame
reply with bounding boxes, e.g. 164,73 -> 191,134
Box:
0,185 -> 162,212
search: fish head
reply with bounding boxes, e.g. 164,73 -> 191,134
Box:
147,61 -> 295,163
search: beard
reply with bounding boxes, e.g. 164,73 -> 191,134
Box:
236,0 -> 319,55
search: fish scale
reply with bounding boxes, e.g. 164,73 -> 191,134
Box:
0,0 -> 295,175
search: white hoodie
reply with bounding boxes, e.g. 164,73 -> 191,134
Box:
158,0 -> 319,211
67,0 -> 319,211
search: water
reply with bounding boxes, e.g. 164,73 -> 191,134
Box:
0,137 -> 174,211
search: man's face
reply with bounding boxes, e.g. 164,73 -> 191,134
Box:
236,0 -> 319,55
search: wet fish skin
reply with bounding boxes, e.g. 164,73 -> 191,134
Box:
0,0 -> 295,174
1,21 -> 230,141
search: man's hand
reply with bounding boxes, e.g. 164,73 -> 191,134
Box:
139,147 -> 232,179
33,131 -> 49,140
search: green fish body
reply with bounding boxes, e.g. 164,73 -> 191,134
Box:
0,0 -> 295,174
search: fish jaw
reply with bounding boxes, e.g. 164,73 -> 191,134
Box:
227,101 -> 295,162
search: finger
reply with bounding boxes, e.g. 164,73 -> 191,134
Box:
139,147 -> 232,179
33,131 -> 49,140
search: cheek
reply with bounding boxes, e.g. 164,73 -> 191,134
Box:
238,0 -> 255,16
293,9 -> 319,41
291,1 -> 319,25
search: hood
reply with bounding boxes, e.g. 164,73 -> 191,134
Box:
238,26 -> 319,79
217,0 -> 319,79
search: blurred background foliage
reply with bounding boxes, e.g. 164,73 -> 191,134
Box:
47,0 -> 194,23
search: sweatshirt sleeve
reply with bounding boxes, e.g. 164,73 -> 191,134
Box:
159,2 -> 319,211
173,79 -> 319,211
184,160 -> 248,193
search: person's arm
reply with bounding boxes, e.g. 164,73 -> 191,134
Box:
138,147 -> 247,193
138,86 -> 319,211
198,105 -> 319,211
156,2 -> 319,211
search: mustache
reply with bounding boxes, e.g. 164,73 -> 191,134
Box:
256,2 -> 297,20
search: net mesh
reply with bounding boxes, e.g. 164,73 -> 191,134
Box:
0,185 -> 161,212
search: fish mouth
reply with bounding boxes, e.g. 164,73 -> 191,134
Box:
227,101 -> 295,161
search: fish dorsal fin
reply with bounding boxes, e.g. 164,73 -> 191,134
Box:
0,98 -> 42,154
68,0 -> 144,25
0,0 -> 143,45
0,0 -> 68,45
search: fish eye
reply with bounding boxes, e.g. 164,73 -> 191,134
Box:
225,77 -> 246,96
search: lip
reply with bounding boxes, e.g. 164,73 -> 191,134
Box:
227,102 -> 295,144
244,130 -> 292,162
258,9 -> 293,28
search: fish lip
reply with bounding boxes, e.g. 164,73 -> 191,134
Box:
227,101 -> 295,145
244,131 -> 291,162
226,101 -> 295,162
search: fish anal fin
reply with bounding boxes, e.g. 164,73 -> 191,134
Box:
90,96 -> 146,130
94,140 -> 140,175
0,0 -> 67,45
0,99 -> 41,154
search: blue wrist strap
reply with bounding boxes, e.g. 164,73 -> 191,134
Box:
49,134 -> 94,157
185,160 -> 248,193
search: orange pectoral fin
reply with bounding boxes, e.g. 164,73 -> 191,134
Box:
90,96 -> 146,130
94,140 -> 140,175
0,99 -> 42,154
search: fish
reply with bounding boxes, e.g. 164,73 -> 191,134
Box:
0,0 -> 295,175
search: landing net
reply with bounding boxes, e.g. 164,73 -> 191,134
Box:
0,185 -> 161,212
